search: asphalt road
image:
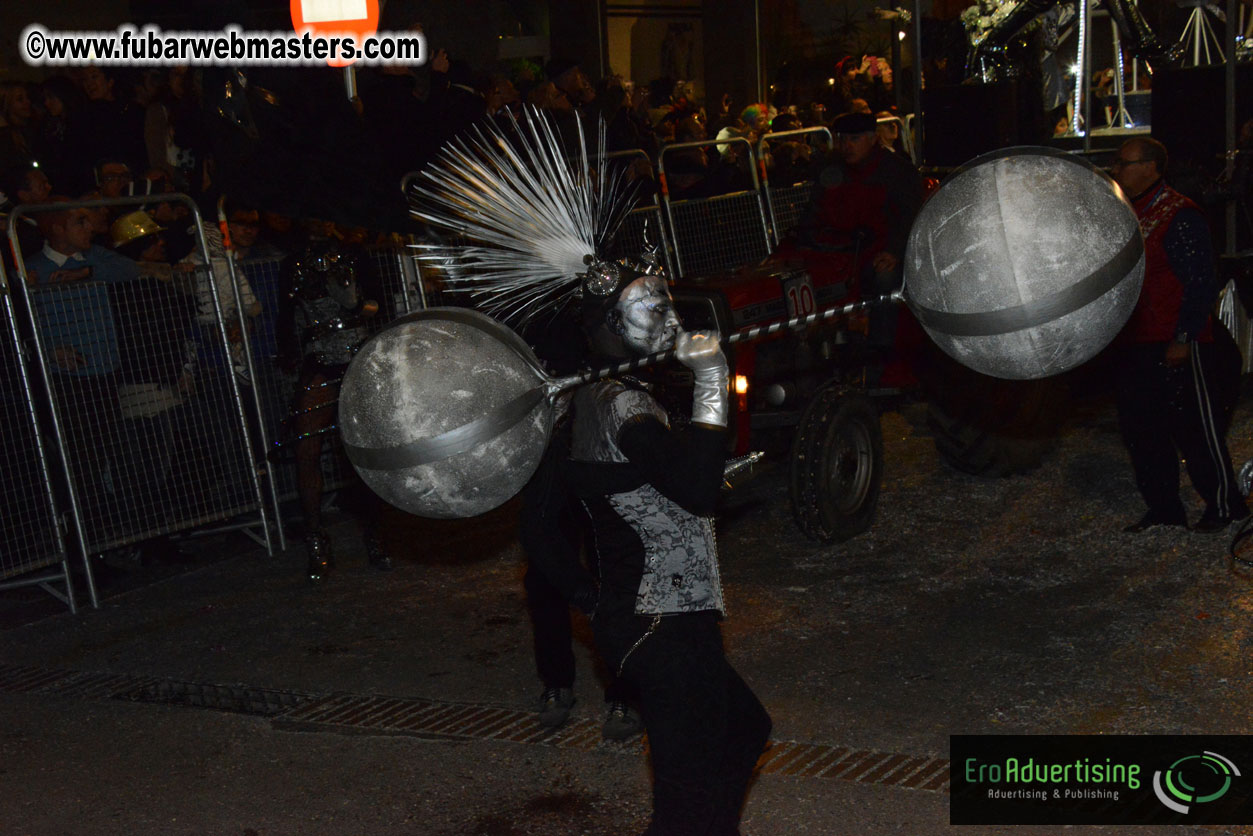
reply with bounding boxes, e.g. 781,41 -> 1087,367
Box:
2,396 -> 1253,835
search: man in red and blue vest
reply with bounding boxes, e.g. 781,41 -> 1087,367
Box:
1111,136 -> 1247,533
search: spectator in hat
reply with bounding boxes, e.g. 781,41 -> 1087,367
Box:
777,111 -> 922,380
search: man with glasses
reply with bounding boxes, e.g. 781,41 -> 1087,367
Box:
1110,137 -> 1247,533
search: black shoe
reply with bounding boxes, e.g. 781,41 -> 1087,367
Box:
307,531 -> 332,581
602,700 -> 644,741
1194,505 -> 1251,534
537,687 -> 574,729
1122,511 -> 1187,533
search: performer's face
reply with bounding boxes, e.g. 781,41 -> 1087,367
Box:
613,275 -> 681,356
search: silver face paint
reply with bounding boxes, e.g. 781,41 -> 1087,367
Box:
614,275 -> 681,356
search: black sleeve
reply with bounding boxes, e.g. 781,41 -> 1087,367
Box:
1162,207 -> 1218,340
617,417 -> 726,516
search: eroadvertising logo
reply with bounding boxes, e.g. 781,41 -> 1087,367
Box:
951,736 -> 1253,825
1152,751 -> 1240,814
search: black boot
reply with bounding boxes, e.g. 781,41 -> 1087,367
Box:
307,531 -> 332,581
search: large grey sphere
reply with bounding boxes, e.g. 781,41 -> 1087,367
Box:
904,147 -> 1144,380
338,308 -> 553,519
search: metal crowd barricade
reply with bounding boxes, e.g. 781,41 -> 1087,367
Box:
601,149 -> 675,275
756,127 -> 833,247
400,171 -> 439,310
8,195 -> 276,608
0,256 -> 75,612
658,136 -> 773,278
366,234 -> 424,318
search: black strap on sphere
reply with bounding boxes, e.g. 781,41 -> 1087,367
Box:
343,384 -> 547,471
341,307 -> 551,471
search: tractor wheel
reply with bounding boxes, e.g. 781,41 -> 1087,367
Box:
920,346 -> 1069,477
789,385 -> 883,543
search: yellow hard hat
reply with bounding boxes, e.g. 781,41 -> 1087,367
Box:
110,210 -> 165,248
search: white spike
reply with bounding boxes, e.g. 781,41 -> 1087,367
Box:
411,106 -> 639,324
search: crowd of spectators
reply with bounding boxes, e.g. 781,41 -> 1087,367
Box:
0,50 -> 916,563
0,46 -> 916,265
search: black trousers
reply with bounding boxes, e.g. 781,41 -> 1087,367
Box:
611,611 -> 772,836
522,536 -> 634,702
1115,338 -> 1244,519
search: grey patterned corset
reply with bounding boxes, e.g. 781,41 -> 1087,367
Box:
294,295 -> 369,367
573,380 -> 725,616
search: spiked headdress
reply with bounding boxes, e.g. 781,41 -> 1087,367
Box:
410,106 -> 660,326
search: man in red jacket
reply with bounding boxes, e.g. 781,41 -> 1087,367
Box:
1111,137 -> 1247,533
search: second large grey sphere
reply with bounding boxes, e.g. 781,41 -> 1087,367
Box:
904,148 -> 1145,379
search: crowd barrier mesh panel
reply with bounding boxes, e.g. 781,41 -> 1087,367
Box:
604,204 -> 673,274
667,191 -> 772,277
768,183 -> 816,244
0,292 -> 65,580
27,271 -> 263,554
366,242 -> 416,319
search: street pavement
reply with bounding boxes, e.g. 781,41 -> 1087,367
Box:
2,398 -> 1253,835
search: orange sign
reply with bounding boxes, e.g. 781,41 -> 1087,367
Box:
289,0 -> 379,67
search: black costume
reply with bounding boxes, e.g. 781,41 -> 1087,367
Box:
555,374 -> 771,836
518,313 -> 637,731
277,236 -> 388,577
412,105 -> 772,834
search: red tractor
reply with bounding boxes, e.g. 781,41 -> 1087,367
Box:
667,253 -> 1065,544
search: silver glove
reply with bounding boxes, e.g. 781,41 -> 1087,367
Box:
676,330 -> 729,428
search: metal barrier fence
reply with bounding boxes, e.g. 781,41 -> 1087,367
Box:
602,149 -> 676,275
6,194 -> 277,609
0,257 -> 75,611
368,237 -> 423,318
658,136 -> 773,278
757,127 -> 833,247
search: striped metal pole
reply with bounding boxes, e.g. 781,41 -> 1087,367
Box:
547,290 -> 904,395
